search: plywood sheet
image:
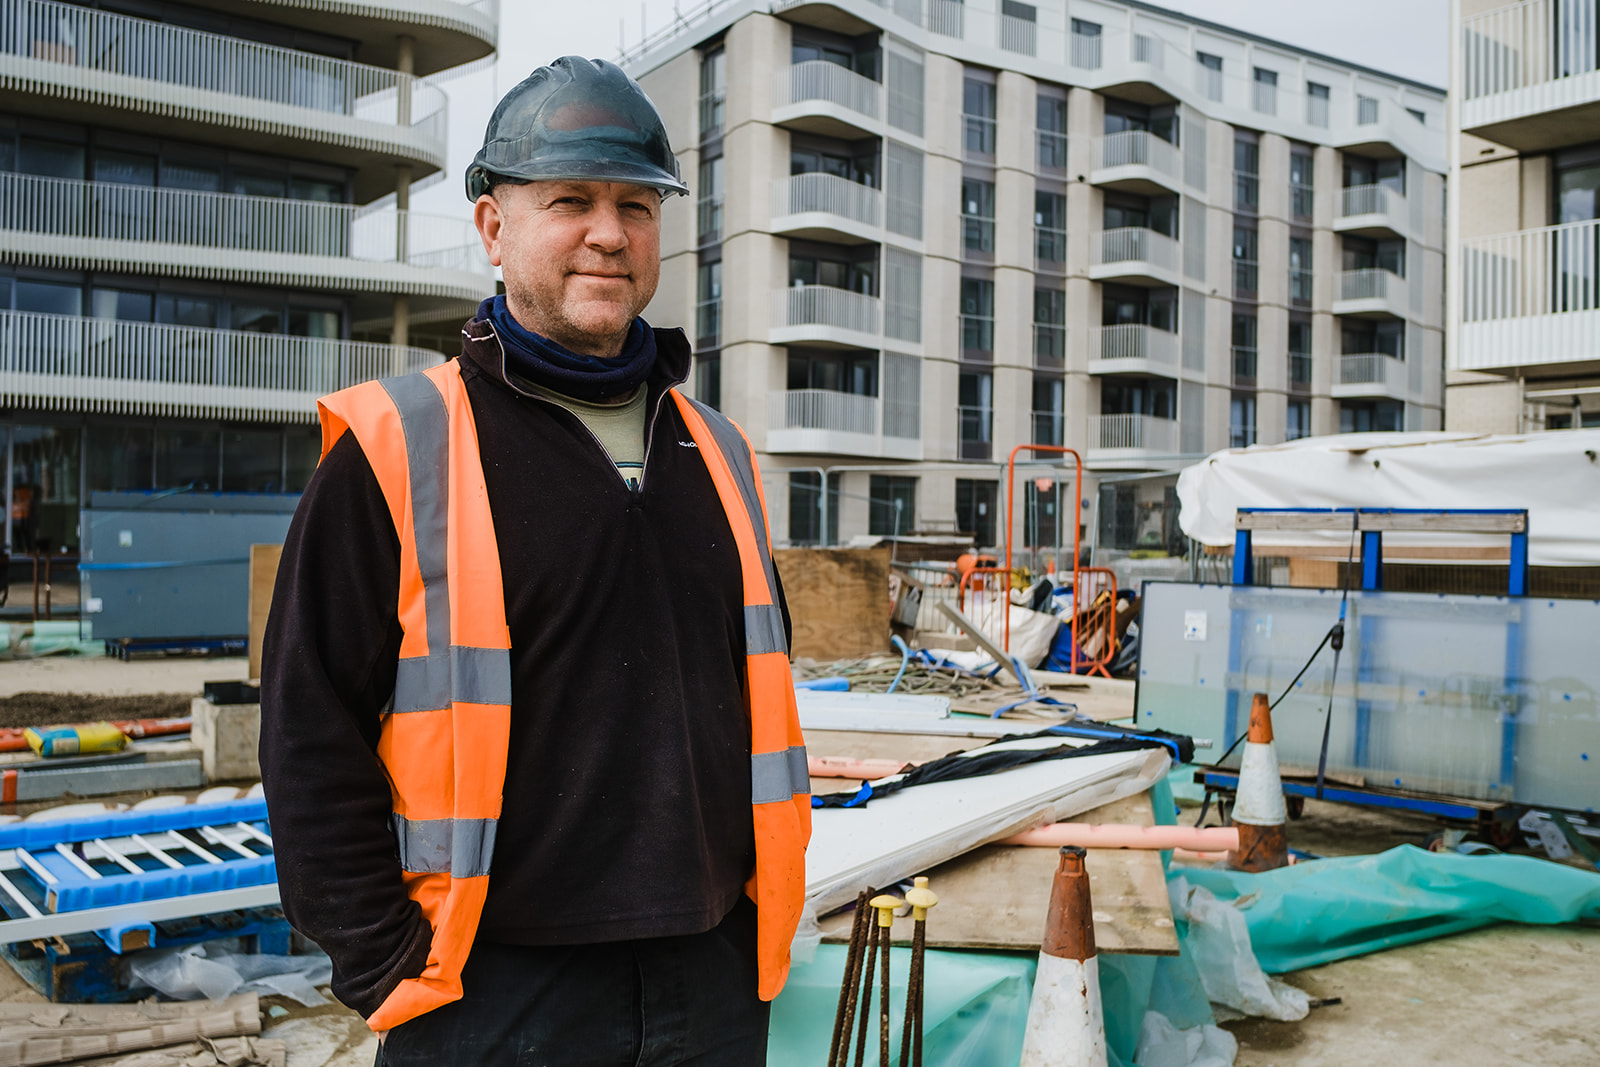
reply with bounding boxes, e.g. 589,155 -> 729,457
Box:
775,547 -> 892,660
816,791 -> 1178,957
247,544 -> 283,682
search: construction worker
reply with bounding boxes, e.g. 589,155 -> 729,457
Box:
259,57 -> 810,1065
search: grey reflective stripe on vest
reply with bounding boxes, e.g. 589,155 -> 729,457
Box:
392,646 -> 515,712
392,814 -> 497,878
683,396 -> 787,656
751,745 -> 810,805
381,375 -> 452,661
744,604 -> 787,657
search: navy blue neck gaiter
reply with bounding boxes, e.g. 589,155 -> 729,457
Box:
479,295 -> 657,403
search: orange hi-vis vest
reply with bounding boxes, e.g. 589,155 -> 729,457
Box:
317,360 -> 811,1032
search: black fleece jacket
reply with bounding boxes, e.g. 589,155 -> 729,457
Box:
259,321 -> 786,1019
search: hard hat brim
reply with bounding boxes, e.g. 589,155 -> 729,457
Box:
468,158 -> 689,202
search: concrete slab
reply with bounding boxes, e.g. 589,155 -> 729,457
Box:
0,655 -> 249,697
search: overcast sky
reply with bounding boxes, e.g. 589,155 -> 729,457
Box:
413,0 -> 1449,218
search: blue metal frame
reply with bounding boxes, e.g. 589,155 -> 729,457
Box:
1199,771 -> 1490,822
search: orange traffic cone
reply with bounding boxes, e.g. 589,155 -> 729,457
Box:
1228,692 -> 1289,872
1019,846 -> 1107,1067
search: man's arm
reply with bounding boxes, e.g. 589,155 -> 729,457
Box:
259,433 -> 431,1018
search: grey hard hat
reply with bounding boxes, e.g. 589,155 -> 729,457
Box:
465,56 -> 689,201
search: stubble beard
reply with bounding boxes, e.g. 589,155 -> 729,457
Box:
503,276 -> 640,359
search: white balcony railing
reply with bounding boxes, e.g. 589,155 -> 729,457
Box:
1131,33 -> 1164,69
1462,217 -> 1600,322
769,389 -> 877,435
927,0 -> 964,38
0,310 -> 439,420
1339,183 -> 1407,226
1340,353 -> 1407,390
1340,268 -> 1407,305
1463,0 -> 1598,99
2,0 -> 446,139
1000,13 -> 1037,56
1253,81 -> 1278,115
1196,64 -> 1223,101
1098,130 -> 1182,181
779,60 -> 882,120
772,173 -> 882,228
1093,227 -> 1179,273
1094,324 -> 1179,365
1090,413 -> 1178,451
0,173 -> 491,276
1071,30 -> 1102,70
773,285 -> 881,335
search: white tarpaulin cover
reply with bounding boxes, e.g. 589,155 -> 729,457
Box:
1176,430 -> 1600,566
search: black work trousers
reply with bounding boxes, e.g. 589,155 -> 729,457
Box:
375,898 -> 769,1067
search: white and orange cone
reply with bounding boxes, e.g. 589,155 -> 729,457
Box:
1228,692 -> 1290,873
1019,845 -> 1107,1067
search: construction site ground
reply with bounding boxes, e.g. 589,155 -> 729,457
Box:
0,655 -> 1594,1065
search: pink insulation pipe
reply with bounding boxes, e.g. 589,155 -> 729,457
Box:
1001,823 -> 1241,851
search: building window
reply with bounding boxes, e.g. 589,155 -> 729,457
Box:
960,277 -> 994,357
1036,92 -> 1067,169
1229,393 -> 1257,448
697,155 -> 723,243
1252,68 -> 1278,115
1233,224 -> 1259,298
955,478 -> 997,547
1234,135 -> 1259,213
789,471 -> 840,546
1023,479 -> 1061,549
869,475 -> 917,536
1340,400 -> 1403,433
1000,0 -> 1037,56
1306,82 -> 1330,127
1290,148 -> 1315,219
1342,235 -> 1405,278
961,177 -> 995,254
1104,99 -> 1178,146
699,47 -> 726,140
1231,312 -> 1257,387
1344,154 -> 1406,196
1196,52 -> 1223,101
695,355 -> 721,411
1034,189 -> 1066,263
1032,374 -> 1064,446
1070,19 -> 1102,69
789,245 -> 878,293
957,371 -> 992,461
1286,400 -> 1310,440
696,260 -> 721,349
1288,319 -> 1313,392
1034,286 -> 1065,367
1406,107 -> 1426,125
962,75 -> 996,156
1289,235 -> 1313,305
1357,94 -> 1379,125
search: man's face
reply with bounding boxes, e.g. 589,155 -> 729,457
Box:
474,180 -> 662,358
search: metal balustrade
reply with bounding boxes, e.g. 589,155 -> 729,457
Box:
769,389 -> 877,435
1461,218 -> 1600,321
1253,81 -> 1277,115
1307,93 -> 1330,127
1093,227 -> 1179,272
1340,268 -> 1406,304
1099,130 -> 1181,180
0,173 -> 490,276
1089,413 -> 1178,451
772,285 -> 881,335
1197,65 -> 1223,101
1340,353 -> 1406,390
927,0 -> 964,38
1131,33 -> 1163,69
1357,95 -> 1380,124
1463,0 -> 1597,99
999,13 -> 1036,55
1,0 -> 446,139
0,310 -> 439,419
1339,183 -> 1407,224
1071,30 -> 1102,69
1094,323 -> 1179,364
772,173 -> 882,227
779,60 -> 882,120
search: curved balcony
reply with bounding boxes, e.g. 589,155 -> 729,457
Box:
1335,184 -> 1409,239
245,0 -> 497,76
773,60 -> 883,139
765,388 -> 920,460
1335,268 -> 1409,319
1335,353 -> 1409,400
1090,131 -> 1182,197
769,285 -> 881,350
0,173 -> 494,306
1087,413 -> 1179,465
0,310 -> 441,421
1458,218 -> 1600,374
1089,227 -> 1180,287
1462,0 -> 1600,152
1088,324 -> 1180,377
770,173 -> 883,245
0,0 -> 448,199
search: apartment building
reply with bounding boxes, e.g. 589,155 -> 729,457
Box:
626,0 -> 1446,554
1450,0 -> 1600,432
0,0 -> 497,555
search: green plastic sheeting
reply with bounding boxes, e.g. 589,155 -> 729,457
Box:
1177,845 -> 1600,974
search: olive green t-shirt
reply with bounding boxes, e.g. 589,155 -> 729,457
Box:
533,384 -> 649,490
